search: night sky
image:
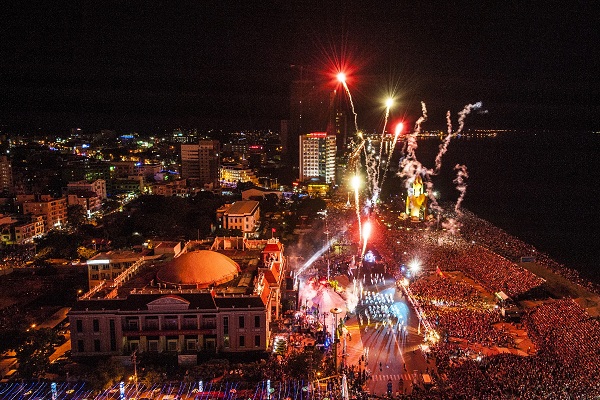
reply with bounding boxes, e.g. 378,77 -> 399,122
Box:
1,1 -> 598,134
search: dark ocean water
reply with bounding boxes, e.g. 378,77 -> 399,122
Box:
385,131 -> 600,284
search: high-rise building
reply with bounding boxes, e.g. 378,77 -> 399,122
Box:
331,91 -> 349,156
288,79 -> 348,167
181,140 -> 220,187
299,132 -> 337,184
0,156 -> 13,195
287,79 -> 331,166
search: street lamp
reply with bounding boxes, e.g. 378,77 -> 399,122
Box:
330,307 -> 343,373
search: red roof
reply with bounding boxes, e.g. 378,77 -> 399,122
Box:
263,243 -> 281,252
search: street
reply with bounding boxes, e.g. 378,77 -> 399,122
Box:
340,270 -> 437,397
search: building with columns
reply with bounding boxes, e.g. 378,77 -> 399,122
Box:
69,237 -> 286,362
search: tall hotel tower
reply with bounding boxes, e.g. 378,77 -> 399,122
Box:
299,132 -> 337,184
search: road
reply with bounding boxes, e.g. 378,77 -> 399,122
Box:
341,268 -> 437,397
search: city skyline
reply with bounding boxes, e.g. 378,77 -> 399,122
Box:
1,2 -> 599,134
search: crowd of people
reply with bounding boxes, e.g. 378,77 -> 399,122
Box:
409,276 -> 484,308
459,209 -> 600,295
322,195 -> 600,398
524,299 -> 600,388
363,205 -> 600,398
428,308 -> 513,348
440,245 -> 545,298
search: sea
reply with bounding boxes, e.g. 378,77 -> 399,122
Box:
384,130 -> 600,285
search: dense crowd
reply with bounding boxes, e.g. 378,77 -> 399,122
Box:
459,209 -> 600,294
442,245 -> 544,298
524,299 -> 600,386
409,276 -> 484,308
325,198 -> 600,398
428,308 -> 513,348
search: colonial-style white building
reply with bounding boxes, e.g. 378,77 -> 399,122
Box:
69,238 -> 286,363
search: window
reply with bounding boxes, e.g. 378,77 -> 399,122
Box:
109,320 -> 116,351
164,316 -> 178,330
167,339 -> 178,352
254,316 -> 261,328
202,316 -> 216,329
224,335 -> 230,348
186,339 -> 197,351
127,318 -> 139,331
255,335 -> 261,347
93,319 -> 100,332
145,316 -> 159,330
94,339 -> 101,352
76,320 -> 83,333
77,340 -> 84,352
239,335 -> 245,347
183,316 -> 197,329
238,316 -> 245,329
223,316 -> 229,334
148,340 -> 159,352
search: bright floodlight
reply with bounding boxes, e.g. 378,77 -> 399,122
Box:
351,175 -> 361,190
409,259 -> 421,273
363,221 -> 372,240
385,98 -> 394,108
336,72 -> 346,83
394,122 -> 404,136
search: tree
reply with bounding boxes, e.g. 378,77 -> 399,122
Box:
0,329 -> 22,354
16,328 -> 58,379
139,367 -> 164,388
284,348 -> 324,380
90,358 -> 125,391
67,204 -> 87,230
77,246 -> 97,260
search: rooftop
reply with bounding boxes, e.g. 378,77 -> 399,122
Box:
225,200 -> 259,215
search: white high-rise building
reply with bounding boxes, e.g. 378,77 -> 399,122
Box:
299,132 -> 336,183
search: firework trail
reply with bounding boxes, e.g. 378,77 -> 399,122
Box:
351,175 -> 363,244
365,143 -> 379,201
426,180 -> 443,214
374,100 -> 394,197
377,122 -> 405,202
361,220 -> 372,264
345,86 -> 359,133
340,79 -> 359,134
453,164 -> 469,214
434,102 -> 482,174
408,101 -> 428,159
398,102 -> 428,187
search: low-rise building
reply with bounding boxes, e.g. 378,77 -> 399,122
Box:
1,214 -> 44,245
67,190 -> 102,215
217,201 -> 260,236
21,195 -> 67,231
220,164 -> 259,187
149,179 -> 189,197
67,179 -> 107,199
86,250 -> 146,289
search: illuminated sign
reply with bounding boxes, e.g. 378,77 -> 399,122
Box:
308,132 -> 328,138
87,259 -> 110,265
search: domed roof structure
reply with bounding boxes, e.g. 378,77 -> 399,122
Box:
157,250 -> 240,288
